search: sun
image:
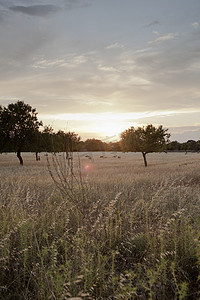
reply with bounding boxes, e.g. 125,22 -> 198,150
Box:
95,120 -> 123,136
91,119 -> 134,139
82,113 -> 140,139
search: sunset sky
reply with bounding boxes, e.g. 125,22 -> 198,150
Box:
0,0 -> 200,142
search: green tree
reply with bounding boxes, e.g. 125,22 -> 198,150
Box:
120,124 -> 170,167
84,138 -> 106,151
167,140 -> 181,151
40,125 -> 55,152
0,101 -> 42,165
56,130 -> 81,153
107,141 -> 122,152
185,140 -> 200,152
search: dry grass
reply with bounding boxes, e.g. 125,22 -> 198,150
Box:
1,151 -> 200,299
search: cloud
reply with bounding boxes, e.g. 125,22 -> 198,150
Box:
192,22 -> 199,29
0,1 -> 10,22
143,20 -> 160,28
137,37 -> 200,83
106,42 -> 125,50
9,4 -> 60,17
64,0 -> 91,10
169,125 -> 200,142
8,1 -> 91,18
153,31 -> 159,36
0,9 -> 7,22
97,63 -> 117,73
32,54 -> 87,69
149,32 -> 178,44
0,0 -> 10,7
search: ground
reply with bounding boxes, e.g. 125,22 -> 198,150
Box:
0,152 -> 200,299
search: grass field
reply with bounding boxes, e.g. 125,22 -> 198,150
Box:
1,152 -> 200,299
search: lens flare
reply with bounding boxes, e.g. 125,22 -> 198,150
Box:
82,163 -> 94,175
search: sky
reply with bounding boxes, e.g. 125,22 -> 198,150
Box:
0,0 -> 200,142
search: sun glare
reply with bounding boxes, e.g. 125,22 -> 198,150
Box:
42,111 -> 186,138
91,120 -> 128,138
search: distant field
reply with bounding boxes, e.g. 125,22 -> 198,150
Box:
1,152 -> 200,299
1,151 -> 200,178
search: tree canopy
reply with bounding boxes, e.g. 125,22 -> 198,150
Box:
120,124 -> 170,166
0,101 -> 42,165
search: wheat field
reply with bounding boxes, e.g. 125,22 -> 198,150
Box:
1,152 -> 200,299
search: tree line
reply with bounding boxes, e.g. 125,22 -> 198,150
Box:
0,101 -> 200,166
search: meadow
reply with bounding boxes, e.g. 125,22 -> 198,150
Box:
1,151 -> 200,299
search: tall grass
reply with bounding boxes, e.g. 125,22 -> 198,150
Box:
0,152 -> 200,299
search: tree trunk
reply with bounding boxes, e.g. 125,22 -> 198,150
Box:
142,152 -> 147,167
35,152 -> 40,161
17,151 -> 23,165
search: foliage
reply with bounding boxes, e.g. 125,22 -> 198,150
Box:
0,101 -> 42,164
83,138 -> 106,151
56,130 -> 81,152
167,140 -> 200,152
167,140 -> 182,151
120,124 -> 170,166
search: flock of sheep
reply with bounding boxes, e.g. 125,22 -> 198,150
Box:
85,154 -> 121,160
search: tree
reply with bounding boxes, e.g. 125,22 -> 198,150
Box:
120,124 -> 170,167
40,125 -> 55,152
167,140 -> 181,151
56,130 -> 81,153
185,140 -> 200,152
107,141 -> 122,152
84,139 -> 106,151
0,101 -> 42,165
